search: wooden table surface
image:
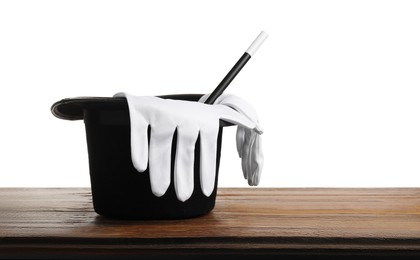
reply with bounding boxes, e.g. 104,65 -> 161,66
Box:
0,188 -> 419,259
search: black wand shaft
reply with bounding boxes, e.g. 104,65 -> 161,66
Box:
205,52 -> 251,104
204,31 -> 267,104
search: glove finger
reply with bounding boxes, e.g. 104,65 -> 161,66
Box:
174,125 -> 200,202
245,130 -> 256,185
247,131 -> 257,185
241,129 -> 252,180
117,92 -> 150,172
129,116 -> 149,173
148,124 -> 176,197
236,126 -> 245,158
199,125 -> 219,197
249,132 -> 263,186
256,135 -> 264,185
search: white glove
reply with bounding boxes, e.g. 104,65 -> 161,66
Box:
114,92 -> 261,202
199,94 -> 263,186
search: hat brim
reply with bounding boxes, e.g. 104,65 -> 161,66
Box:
51,94 -> 207,121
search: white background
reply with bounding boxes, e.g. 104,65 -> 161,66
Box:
0,0 -> 419,188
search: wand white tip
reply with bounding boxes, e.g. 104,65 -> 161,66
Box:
245,31 -> 268,56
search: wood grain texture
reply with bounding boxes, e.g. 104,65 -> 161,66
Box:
0,188 -> 419,259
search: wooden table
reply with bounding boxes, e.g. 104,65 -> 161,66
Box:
0,188 -> 419,259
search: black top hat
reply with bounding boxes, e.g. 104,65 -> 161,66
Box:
50,93 -> 229,220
